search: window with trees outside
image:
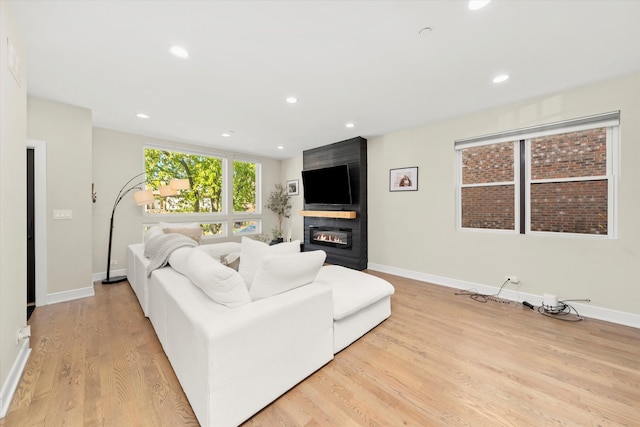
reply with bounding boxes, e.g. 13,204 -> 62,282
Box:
232,159 -> 260,235
455,112 -> 619,237
144,147 -> 261,238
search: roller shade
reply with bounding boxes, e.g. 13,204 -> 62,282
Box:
455,111 -> 620,149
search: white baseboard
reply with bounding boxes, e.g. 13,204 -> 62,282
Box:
47,285 -> 95,305
92,268 -> 127,283
367,262 -> 640,329
0,340 -> 31,418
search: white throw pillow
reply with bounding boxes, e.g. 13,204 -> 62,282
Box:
249,250 -> 326,301
162,226 -> 203,243
185,249 -> 251,307
239,237 -> 300,288
143,226 -> 163,245
168,246 -> 194,274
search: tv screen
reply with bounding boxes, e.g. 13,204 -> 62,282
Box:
302,164 -> 352,205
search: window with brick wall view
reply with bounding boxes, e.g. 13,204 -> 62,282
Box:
461,141 -> 516,230
456,112 -> 618,237
529,128 -> 608,234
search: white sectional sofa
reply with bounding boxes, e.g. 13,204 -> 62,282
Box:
126,235 -> 394,427
316,265 -> 395,353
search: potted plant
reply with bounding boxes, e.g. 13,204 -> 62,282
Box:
266,183 -> 292,244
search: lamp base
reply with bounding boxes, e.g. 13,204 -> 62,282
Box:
102,275 -> 127,285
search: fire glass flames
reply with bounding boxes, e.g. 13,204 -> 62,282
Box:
315,233 -> 347,245
310,227 -> 352,249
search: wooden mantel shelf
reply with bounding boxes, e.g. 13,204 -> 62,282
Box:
300,210 -> 357,219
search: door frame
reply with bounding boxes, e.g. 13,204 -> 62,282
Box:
27,139 -> 47,306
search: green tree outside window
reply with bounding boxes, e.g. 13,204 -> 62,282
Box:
144,149 -> 259,219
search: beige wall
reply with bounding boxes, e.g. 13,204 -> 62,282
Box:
27,97 -> 93,296
92,127 -> 282,275
367,72 -> 640,321
0,0 -> 27,409
280,155 -> 305,242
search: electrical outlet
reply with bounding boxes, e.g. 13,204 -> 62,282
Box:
505,275 -> 519,284
111,259 -> 118,265
17,325 -> 31,344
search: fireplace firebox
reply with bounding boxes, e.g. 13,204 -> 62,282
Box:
309,226 -> 352,249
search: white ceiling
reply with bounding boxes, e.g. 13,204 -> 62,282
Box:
8,0 -> 640,160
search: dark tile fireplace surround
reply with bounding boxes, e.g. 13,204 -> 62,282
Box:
302,137 -> 367,270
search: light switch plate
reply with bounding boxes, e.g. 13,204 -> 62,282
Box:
53,209 -> 73,220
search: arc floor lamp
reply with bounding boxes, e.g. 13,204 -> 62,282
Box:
102,172 -> 189,284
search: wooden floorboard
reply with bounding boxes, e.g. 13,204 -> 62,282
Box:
2,271 -> 639,426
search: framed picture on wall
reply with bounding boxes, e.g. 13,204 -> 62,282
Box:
389,167 -> 418,192
286,179 -> 299,195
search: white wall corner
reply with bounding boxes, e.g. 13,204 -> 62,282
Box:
0,340 -> 31,418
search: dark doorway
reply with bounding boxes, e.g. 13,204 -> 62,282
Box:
27,148 -> 36,320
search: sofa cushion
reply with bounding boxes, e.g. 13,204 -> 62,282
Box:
249,251 -> 326,301
144,225 -> 164,245
195,241 -> 241,261
221,252 -> 241,270
168,246 -> 194,273
315,265 -> 395,321
195,242 -> 242,270
182,249 -> 251,307
239,237 -> 300,287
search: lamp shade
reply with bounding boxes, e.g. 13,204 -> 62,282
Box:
159,184 -> 178,197
133,189 -> 154,206
170,178 -> 190,190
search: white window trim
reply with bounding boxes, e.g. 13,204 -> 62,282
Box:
461,180 -> 516,188
456,140 -> 519,233
143,145 -> 264,240
525,126 -> 617,239
456,112 -> 619,238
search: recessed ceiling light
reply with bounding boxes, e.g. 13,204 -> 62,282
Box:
418,27 -> 432,36
492,74 -> 510,83
136,113 -> 150,119
286,97 -> 298,104
346,122 -> 355,128
221,132 -> 231,137
169,46 -> 189,59
277,146 -> 284,150
468,0 -> 491,10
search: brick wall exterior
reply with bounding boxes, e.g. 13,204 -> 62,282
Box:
460,127 -> 608,234
530,180 -> 608,234
462,141 -> 514,184
531,128 -> 606,179
461,185 -> 514,230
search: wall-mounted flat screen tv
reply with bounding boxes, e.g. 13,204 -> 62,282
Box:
301,164 -> 352,205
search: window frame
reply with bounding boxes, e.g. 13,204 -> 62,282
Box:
455,112 -> 619,239
232,156 -> 262,216
142,145 -> 263,239
524,126 -> 617,238
457,139 -> 520,233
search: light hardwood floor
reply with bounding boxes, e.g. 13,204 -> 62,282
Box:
2,272 -> 639,426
